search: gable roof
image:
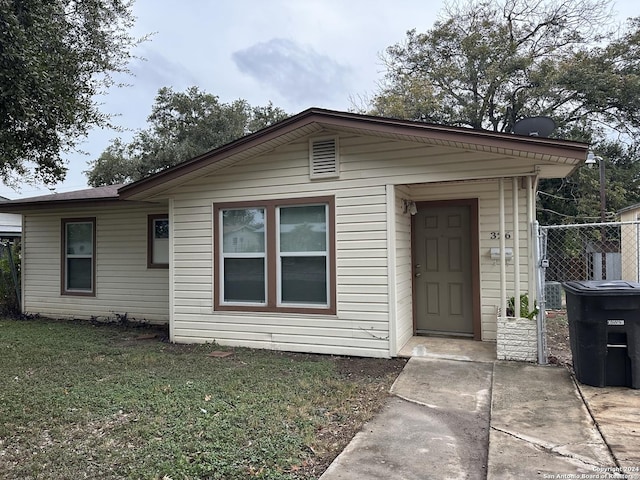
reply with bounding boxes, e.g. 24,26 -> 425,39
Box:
0,108 -> 590,211
118,107 -> 589,201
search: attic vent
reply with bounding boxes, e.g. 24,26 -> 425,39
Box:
309,137 -> 339,179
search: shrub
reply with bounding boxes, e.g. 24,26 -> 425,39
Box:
507,293 -> 539,320
0,241 -> 21,316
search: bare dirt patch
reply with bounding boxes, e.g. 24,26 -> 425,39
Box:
545,310 -> 573,370
335,355 -> 407,379
278,353 -> 408,478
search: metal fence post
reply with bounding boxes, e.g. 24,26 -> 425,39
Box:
534,222 -> 548,365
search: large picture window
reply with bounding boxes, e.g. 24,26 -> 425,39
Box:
214,197 -> 335,313
62,218 -> 95,295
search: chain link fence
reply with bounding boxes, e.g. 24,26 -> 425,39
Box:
535,221 -> 640,365
539,221 -> 640,309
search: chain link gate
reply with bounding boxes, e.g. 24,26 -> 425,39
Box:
536,221 -> 640,361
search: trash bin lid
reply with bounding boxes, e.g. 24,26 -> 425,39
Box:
563,280 -> 640,296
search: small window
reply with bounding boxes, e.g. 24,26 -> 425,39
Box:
148,215 -> 169,268
62,218 -> 95,295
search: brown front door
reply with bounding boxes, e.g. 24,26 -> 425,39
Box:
413,203 -> 474,336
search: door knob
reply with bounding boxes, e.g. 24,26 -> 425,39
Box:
415,272 -> 422,278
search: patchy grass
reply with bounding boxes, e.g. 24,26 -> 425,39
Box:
0,318 -> 405,479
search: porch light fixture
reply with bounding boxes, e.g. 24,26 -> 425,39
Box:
402,199 -> 417,215
585,151 -> 602,166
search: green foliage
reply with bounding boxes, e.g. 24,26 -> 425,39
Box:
537,141 -> 640,224
0,242 -> 20,315
366,0 -> 640,222
507,293 -> 539,320
368,0 -> 640,137
0,0 -> 142,187
0,318 -> 401,479
86,87 -> 289,186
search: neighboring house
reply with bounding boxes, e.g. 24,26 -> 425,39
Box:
618,203 -> 640,282
0,196 -> 22,241
0,108 -> 589,357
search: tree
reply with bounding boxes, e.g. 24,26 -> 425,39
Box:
84,139 -> 134,188
86,87 -> 289,186
366,0 -> 640,222
0,0 -> 142,187
369,0 -> 640,138
537,141 -> 640,224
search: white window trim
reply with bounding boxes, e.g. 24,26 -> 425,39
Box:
276,203 -> 330,307
62,218 -> 95,295
148,215 -> 169,268
214,196 -> 335,314
219,207 -> 268,306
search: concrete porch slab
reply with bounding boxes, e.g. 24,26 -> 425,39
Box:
398,335 -> 496,363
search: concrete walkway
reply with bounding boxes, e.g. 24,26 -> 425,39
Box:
320,350 -> 636,479
489,362 -> 614,477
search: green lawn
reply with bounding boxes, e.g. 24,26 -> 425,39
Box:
0,318 -> 405,479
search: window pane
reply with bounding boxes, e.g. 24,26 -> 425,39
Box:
66,223 -> 93,255
222,209 -> 265,253
280,205 -> 326,252
224,258 -> 265,303
67,258 -> 92,290
154,219 -> 169,239
153,238 -> 169,264
281,256 -> 327,304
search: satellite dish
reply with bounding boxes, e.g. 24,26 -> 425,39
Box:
513,116 -> 556,137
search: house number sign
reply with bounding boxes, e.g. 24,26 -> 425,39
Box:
489,232 -> 512,239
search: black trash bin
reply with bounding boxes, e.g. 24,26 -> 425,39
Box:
563,280 -> 640,389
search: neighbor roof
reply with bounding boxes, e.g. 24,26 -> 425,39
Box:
0,184 -> 123,212
618,202 -> 640,215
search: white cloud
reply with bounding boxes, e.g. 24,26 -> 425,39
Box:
232,38 -> 352,105
2,0 -> 637,198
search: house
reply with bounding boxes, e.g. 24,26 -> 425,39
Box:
0,108 -> 589,358
0,196 -> 22,241
618,203 -> 640,282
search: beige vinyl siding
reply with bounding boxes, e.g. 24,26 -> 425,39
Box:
393,185 -> 413,352
22,204 -> 169,323
620,209 -> 640,282
407,179 -> 531,341
171,183 -> 391,357
168,132 -> 541,356
169,138 -> 392,357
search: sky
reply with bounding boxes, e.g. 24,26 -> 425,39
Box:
1,0 -> 638,199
